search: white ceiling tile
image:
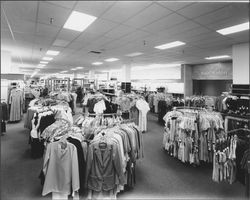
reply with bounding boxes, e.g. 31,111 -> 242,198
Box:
101,1 -> 152,23
104,24 -> 136,39
141,13 -> 187,33
36,23 -> 60,38
52,39 -> 71,47
177,2 -> 228,19
173,26 -> 211,41
2,1 -> 37,22
38,1 -> 72,27
119,30 -> 151,44
34,35 -> 54,46
74,32 -> 100,42
1,29 -> 12,42
225,30 -> 249,42
7,19 -> 36,35
124,3 -> 173,28
57,29 -> 81,41
61,48 -> 77,55
84,19 -> 119,36
66,41 -> 88,50
102,39 -> 129,50
194,5 -> 231,25
194,4 -> 249,26
46,1 -> 77,9
87,36 -> 114,48
184,32 -> 223,43
157,1 -> 194,11
75,1 -> 115,18
14,32 -> 35,45
157,20 -> 200,38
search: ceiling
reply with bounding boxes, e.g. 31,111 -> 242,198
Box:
1,1 -> 249,77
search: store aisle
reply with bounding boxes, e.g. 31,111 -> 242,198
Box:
1,113 -> 245,200
1,118 -> 50,200
118,113 -> 245,199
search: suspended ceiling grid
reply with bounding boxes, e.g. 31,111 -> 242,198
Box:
1,1 -> 249,76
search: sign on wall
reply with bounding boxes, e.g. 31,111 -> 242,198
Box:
192,62 -> 232,80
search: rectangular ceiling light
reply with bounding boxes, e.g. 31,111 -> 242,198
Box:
40,61 -> 49,64
132,64 -> 182,70
205,55 -> 230,60
63,11 -> 97,32
155,41 -> 186,50
76,67 -> 84,69
92,62 -> 103,65
37,64 -> 46,68
71,68 -> 77,71
105,58 -> 119,62
216,22 -> 249,35
61,71 -> 68,73
46,50 -> 60,56
126,52 -> 144,57
42,57 -> 53,61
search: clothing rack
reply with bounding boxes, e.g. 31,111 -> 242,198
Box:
121,118 -> 137,124
82,112 -> 119,117
227,127 -> 250,198
225,115 -> 250,133
227,128 -> 250,135
175,106 -> 205,110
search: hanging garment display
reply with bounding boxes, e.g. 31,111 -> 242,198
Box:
9,88 -> 24,122
162,108 -> 224,165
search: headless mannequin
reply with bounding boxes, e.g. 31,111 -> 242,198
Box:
30,113 -> 42,138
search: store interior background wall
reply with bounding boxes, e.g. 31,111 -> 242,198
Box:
1,50 -> 11,73
232,43 -> 250,84
193,80 -> 233,96
191,62 -> 233,96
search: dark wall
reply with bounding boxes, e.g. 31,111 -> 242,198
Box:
193,80 -> 232,96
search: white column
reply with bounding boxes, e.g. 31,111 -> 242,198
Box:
1,50 -> 11,73
11,65 -> 21,73
121,62 -> 131,82
88,70 -> 95,79
183,64 -> 193,97
232,43 -> 250,84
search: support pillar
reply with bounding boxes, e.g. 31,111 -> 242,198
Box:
1,50 -> 11,73
232,43 -> 250,84
183,64 -> 193,97
121,62 -> 132,93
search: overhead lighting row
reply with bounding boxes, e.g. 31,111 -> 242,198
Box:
60,66 -> 84,74
38,50 -> 60,71
43,10 -> 248,74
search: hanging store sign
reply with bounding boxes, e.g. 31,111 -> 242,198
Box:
192,62 -> 232,80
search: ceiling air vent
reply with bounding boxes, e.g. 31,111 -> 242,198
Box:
89,50 -> 102,54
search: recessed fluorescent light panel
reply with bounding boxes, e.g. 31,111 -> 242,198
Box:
40,61 -> 49,64
63,11 -> 97,32
92,62 -> 103,65
76,67 -> 84,69
46,50 -> 60,56
216,22 -> 249,35
132,64 -> 181,70
105,58 -> 119,62
126,52 -> 144,57
205,55 -> 230,60
61,71 -> 68,73
71,68 -> 77,71
37,64 -> 46,68
155,41 -> 186,50
42,57 -> 53,61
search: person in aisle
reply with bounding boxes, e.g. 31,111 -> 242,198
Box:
8,84 -> 24,122
0,101 -> 8,135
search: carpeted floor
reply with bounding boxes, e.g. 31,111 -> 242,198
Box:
1,112 -> 245,200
